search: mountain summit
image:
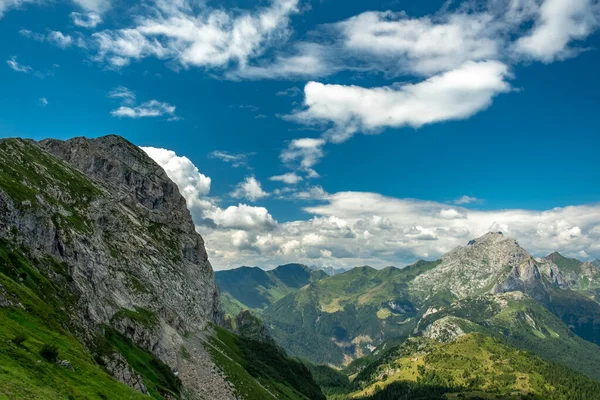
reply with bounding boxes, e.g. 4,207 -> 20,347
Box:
412,231 -> 530,298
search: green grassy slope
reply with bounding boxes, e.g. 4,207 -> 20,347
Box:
216,264 -> 328,316
416,293 -> 600,382
343,333 -> 600,400
544,252 -> 583,272
204,325 -> 325,400
0,242 -> 149,400
0,308 -> 150,400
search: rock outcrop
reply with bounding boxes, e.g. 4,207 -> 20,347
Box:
226,310 -> 276,345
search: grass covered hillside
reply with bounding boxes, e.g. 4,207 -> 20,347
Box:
415,292 -> 600,382
341,333 -> 600,400
204,325 -> 325,400
0,241 -> 151,399
216,264 -> 328,316
262,261 -> 443,365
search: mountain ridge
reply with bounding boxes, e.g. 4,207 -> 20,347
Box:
216,263 -> 328,316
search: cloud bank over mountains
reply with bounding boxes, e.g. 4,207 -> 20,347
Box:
144,145 -> 600,270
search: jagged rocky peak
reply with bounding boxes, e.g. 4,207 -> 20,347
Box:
39,135 -> 193,231
412,231 -> 530,298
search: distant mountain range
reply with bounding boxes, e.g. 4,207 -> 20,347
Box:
218,232 -> 600,387
215,263 -> 328,316
308,265 -> 351,276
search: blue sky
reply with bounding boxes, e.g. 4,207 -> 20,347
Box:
1,0 -> 600,269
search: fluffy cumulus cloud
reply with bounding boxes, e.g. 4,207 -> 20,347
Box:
231,176 -> 269,202
205,204 -> 277,231
200,191 -> 600,269
92,0 -> 300,69
291,61 -> 512,143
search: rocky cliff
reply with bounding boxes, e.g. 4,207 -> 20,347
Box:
0,136 -> 236,398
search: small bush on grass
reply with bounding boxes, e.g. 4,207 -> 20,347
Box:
40,343 -> 59,362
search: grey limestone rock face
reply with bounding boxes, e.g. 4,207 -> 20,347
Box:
0,136 -> 229,397
411,232 -> 530,298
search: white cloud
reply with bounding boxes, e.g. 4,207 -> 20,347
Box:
336,11 -> 500,76
439,209 -> 466,219
231,176 -> 269,201
291,61 -> 512,143
47,31 -> 73,48
514,0 -> 599,62
232,42 -> 333,80
0,0 -> 39,18
72,0 -> 110,14
454,195 -> 480,205
210,150 -> 253,168
280,137 -> 326,171
111,100 -> 178,119
206,204 -> 277,231
6,56 -> 32,73
293,185 -> 328,200
71,11 -> 102,28
270,172 -> 303,185
39,97 -> 48,106
108,86 -> 136,105
92,0 -> 300,69
276,86 -> 302,97
20,29 -> 77,48
19,29 -> 45,41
